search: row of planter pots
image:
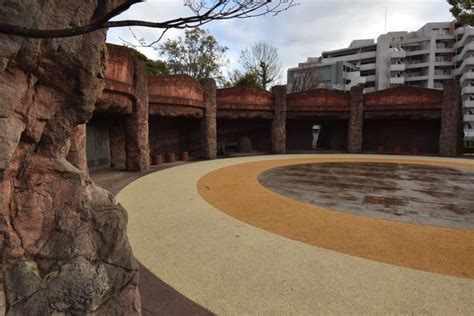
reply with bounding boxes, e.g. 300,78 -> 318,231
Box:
376,146 -> 419,155
151,152 -> 189,165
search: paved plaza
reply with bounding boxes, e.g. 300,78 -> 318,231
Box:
116,154 -> 474,314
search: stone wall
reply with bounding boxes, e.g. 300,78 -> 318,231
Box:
347,86 -> 364,153
287,89 -> 350,111
200,79 -> 217,159
0,1 -> 140,314
89,47 -> 462,174
364,86 -> 443,110
363,119 -> 441,154
217,119 -> 272,154
439,80 -> 462,156
272,86 -> 287,154
217,86 -> 273,119
149,117 -> 202,158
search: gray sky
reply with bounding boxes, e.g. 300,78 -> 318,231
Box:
107,0 -> 453,82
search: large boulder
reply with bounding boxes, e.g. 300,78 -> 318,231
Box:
0,1 -> 140,314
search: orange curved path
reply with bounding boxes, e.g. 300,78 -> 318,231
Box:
198,156 -> 474,279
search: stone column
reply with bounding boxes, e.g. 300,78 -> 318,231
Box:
126,59 -> 150,171
200,78 -> 217,159
67,124 -> 89,175
347,85 -> 364,153
271,85 -> 287,154
439,80 -> 462,156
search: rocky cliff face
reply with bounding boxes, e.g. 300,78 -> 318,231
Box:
0,1 -> 140,314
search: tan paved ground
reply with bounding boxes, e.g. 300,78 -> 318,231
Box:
199,157 -> 474,279
117,154 -> 474,315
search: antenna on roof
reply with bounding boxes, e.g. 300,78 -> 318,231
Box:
384,6 -> 388,33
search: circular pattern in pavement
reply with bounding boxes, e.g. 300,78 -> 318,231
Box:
258,162 -> 474,229
118,155 -> 474,314
198,156 -> 474,278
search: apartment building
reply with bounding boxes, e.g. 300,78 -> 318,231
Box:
287,61 -> 366,93
288,22 -> 474,149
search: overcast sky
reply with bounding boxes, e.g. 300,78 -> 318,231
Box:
107,0 -> 453,82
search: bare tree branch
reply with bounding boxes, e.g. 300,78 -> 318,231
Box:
0,0 -> 297,38
289,67 -> 321,93
240,41 -> 281,90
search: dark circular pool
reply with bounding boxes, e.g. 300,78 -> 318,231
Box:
258,162 -> 474,229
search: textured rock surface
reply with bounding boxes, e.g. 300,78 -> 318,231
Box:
271,85 -> 287,154
439,80 -> 462,156
200,79 -> 217,159
347,85 -> 364,153
0,1 -> 140,314
110,121 -> 127,169
126,60 -> 150,172
67,124 -> 89,175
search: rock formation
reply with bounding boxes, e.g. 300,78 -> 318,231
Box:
0,1 -> 140,314
347,85 -> 364,153
271,85 -> 287,154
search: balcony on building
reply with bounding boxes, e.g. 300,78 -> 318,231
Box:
405,49 -> 431,57
463,100 -> 474,108
390,50 -> 406,59
460,71 -> 474,83
390,77 -> 405,85
462,86 -> 474,94
455,27 -> 474,48
464,129 -> 474,138
456,42 -> 474,61
455,56 -> 474,75
463,114 -> 474,122
390,63 -> 406,71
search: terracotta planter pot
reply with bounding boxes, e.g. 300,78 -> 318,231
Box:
394,146 -> 401,155
376,146 -> 384,154
166,153 -> 175,163
410,147 -> 418,155
151,155 -> 162,165
180,151 -> 189,161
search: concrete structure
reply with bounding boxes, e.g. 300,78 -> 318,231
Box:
81,44 -> 463,173
287,61 -> 366,93
289,22 -> 474,149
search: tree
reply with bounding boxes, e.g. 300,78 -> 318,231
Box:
126,46 -> 169,75
239,41 -> 282,90
159,28 -> 227,82
225,70 -> 263,88
448,0 -> 474,25
0,1 -> 297,38
289,67 -> 321,93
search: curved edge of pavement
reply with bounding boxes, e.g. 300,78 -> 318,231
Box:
117,154 -> 474,315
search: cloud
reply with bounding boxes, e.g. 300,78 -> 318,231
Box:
106,0 -> 453,82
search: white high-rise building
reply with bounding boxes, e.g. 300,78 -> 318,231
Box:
288,21 -> 474,149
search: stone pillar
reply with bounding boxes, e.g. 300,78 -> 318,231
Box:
439,80 -> 462,156
67,124 -> 89,175
271,85 -> 287,154
126,59 -> 150,171
347,85 -> 364,153
200,78 -> 217,159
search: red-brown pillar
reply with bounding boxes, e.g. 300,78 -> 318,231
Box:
439,80 -> 462,156
200,78 -> 217,159
347,85 -> 364,153
67,124 -> 89,175
271,85 -> 287,154
126,59 -> 150,171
